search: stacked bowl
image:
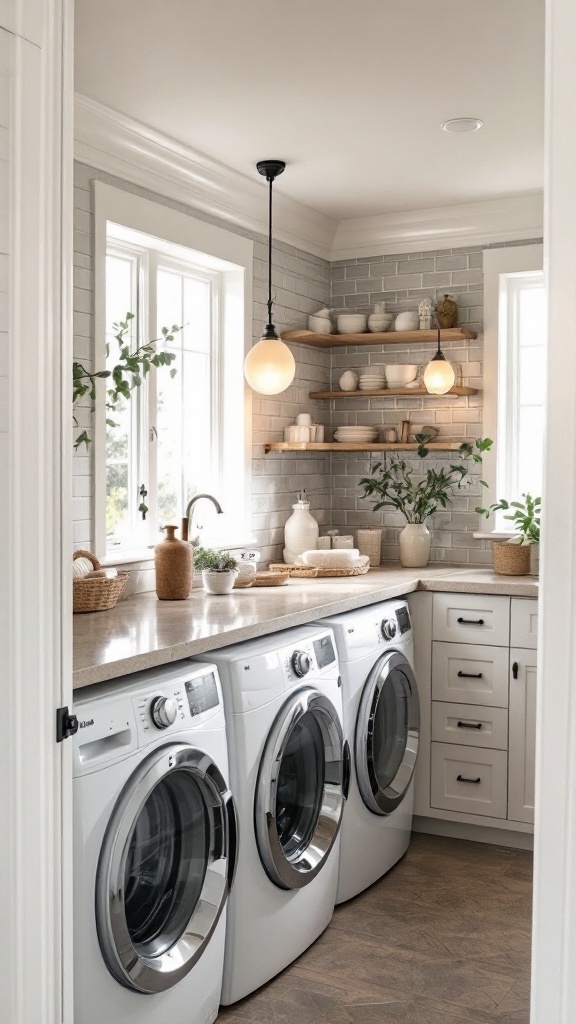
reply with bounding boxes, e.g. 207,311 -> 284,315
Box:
334,425 -> 378,445
358,366 -> 386,390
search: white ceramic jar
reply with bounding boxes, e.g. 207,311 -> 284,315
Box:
283,495 -> 319,564
399,523 -> 431,567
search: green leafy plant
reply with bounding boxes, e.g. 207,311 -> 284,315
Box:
359,438 -> 493,524
476,492 -> 541,544
193,547 -> 238,573
72,312 -> 181,449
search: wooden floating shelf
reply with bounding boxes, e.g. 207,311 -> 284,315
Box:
309,385 -> 479,400
281,327 -> 477,349
265,442 -> 463,454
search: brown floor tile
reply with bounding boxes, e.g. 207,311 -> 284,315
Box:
216,835 -> 532,1024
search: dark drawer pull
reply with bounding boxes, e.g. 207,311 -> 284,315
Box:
457,671 -> 483,679
457,617 -> 485,625
457,721 -> 482,730
457,774 -> 482,784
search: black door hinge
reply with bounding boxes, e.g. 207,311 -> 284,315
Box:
56,706 -> 79,743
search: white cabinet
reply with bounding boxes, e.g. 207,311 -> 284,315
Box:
414,591 -> 538,835
508,648 -> 538,823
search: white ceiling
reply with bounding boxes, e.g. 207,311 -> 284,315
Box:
74,0 -> 544,222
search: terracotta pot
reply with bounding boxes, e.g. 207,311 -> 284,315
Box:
154,525 -> 193,599
436,294 -> 459,328
492,541 -> 531,576
399,523 -> 431,568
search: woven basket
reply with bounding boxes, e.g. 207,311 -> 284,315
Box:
492,541 -> 531,576
73,550 -> 129,613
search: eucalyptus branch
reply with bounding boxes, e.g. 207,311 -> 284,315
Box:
73,312 -> 182,449
359,437 -> 493,524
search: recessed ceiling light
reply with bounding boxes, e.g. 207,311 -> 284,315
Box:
441,117 -> 484,134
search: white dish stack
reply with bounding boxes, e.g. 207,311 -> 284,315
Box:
334,425 -> 378,444
358,365 -> 386,390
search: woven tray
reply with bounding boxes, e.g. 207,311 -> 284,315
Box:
270,562 -> 370,578
73,550 -> 129,613
252,571 -> 290,587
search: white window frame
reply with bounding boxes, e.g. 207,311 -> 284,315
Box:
93,182 -> 254,560
480,243 -> 544,534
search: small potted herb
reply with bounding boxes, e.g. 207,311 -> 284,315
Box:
359,437 -> 492,567
194,547 -> 239,595
476,493 -> 541,576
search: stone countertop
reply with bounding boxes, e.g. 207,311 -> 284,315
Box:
73,566 -> 537,690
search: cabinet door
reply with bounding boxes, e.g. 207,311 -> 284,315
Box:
508,648 -> 537,824
510,598 -> 539,650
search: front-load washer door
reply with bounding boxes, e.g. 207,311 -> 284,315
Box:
96,742 -> 237,994
355,651 -> 420,816
255,688 -> 347,890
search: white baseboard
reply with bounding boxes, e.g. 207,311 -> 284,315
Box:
413,814 -> 534,851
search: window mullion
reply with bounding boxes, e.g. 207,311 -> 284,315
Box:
146,252 -> 159,543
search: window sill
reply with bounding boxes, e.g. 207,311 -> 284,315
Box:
101,538 -> 258,569
473,531 -> 519,541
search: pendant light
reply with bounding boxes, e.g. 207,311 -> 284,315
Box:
244,160 -> 296,395
423,329 -> 456,395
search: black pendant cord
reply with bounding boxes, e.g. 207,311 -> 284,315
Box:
267,173 -> 273,329
434,327 -> 446,361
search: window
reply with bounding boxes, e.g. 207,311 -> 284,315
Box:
483,244 -> 546,532
94,183 -> 253,557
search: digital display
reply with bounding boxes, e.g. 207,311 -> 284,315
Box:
396,607 -> 411,634
185,672 -> 220,717
313,635 -> 336,669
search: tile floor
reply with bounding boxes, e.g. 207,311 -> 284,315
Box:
218,832 -> 532,1024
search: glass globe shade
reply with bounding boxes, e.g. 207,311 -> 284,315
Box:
244,336 -> 296,395
422,356 -> 455,395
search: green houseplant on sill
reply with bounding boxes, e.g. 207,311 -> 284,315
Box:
476,492 -> 541,576
194,547 -> 239,595
359,435 -> 493,568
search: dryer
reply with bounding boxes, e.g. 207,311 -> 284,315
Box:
73,661 -> 237,1024
317,599 -> 420,904
192,624 -> 349,1004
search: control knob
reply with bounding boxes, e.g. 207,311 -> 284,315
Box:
150,696 -> 178,729
381,618 -> 397,642
291,650 -> 311,678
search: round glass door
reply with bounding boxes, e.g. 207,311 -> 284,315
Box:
96,743 -> 237,994
355,651 -> 420,815
255,689 -> 346,890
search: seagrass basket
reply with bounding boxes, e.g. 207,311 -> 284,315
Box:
73,550 -> 129,612
492,541 -> 531,576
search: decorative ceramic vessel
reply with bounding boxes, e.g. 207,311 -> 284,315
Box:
337,314 -> 367,334
399,523 -> 431,568
339,370 -> 359,392
436,294 -> 459,328
492,542 -> 531,576
368,314 -> 393,333
284,496 -> 319,563
154,525 -> 193,600
394,311 -> 420,331
201,569 -> 238,594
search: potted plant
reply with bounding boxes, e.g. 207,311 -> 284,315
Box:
476,493 -> 541,575
359,436 -> 492,568
194,547 -> 239,594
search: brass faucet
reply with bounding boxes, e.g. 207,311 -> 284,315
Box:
183,493 -> 223,545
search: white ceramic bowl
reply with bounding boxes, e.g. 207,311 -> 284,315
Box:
337,314 -> 367,334
308,314 -> 332,333
367,314 -> 393,334
385,364 -> 419,386
394,311 -> 420,331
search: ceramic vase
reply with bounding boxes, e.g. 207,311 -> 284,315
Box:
154,525 -> 193,599
399,523 -> 431,568
283,498 -> 319,563
202,569 -> 238,595
435,294 -> 459,328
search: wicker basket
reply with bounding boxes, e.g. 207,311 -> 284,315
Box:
492,541 -> 531,576
73,550 -> 129,613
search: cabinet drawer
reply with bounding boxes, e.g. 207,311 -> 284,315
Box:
431,742 -> 508,818
432,593 -> 510,646
432,642 -> 509,707
511,598 -> 539,650
431,702 -> 508,750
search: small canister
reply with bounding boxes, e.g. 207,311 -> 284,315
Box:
333,535 -> 354,549
385,427 -> 398,443
357,528 -> 383,566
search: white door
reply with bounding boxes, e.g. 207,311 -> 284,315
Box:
508,649 -> 537,824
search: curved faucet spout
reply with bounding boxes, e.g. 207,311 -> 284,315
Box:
184,493 -> 224,545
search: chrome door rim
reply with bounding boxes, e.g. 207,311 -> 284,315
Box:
96,742 -> 236,994
255,688 -> 345,890
355,651 -> 420,816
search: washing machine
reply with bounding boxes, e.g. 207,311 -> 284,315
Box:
317,599 -> 420,904
73,660 -> 237,1024
191,624 -> 349,1004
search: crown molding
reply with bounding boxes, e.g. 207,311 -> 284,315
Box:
74,94 -> 337,261
331,193 -> 544,261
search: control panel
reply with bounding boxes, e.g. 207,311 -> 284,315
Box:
281,631 -> 337,685
133,668 -> 221,738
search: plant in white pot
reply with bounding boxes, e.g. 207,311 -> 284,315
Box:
194,547 -> 239,594
359,436 -> 492,568
476,492 -> 541,575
